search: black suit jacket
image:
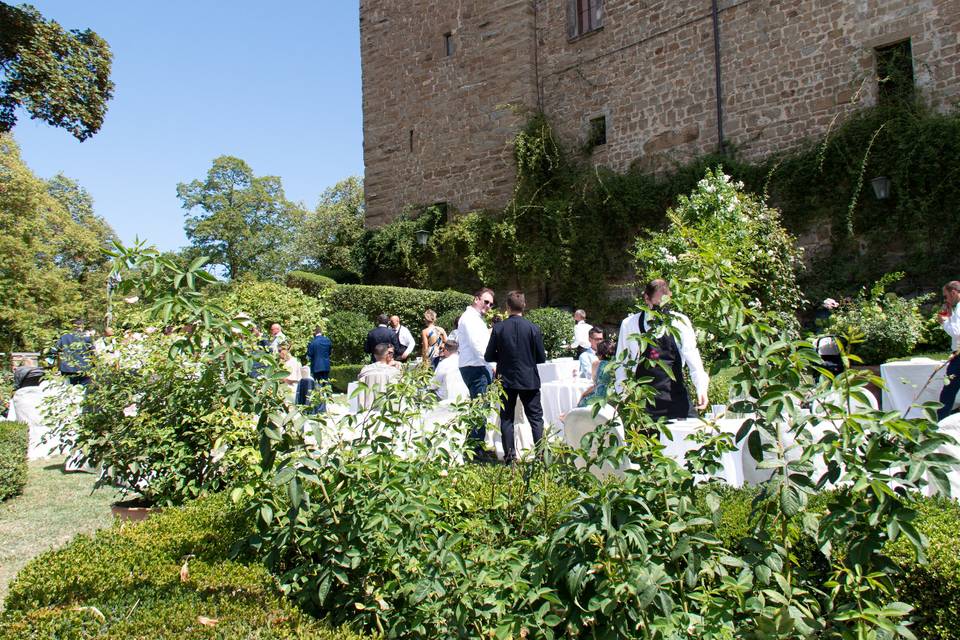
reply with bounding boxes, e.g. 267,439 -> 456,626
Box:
484,314 -> 547,390
365,325 -> 402,362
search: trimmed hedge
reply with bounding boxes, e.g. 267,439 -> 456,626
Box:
325,311 -> 370,365
286,270 -> 338,296
526,307 -> 574,359
0,421 -> 28,502
326,284 -> 472,332
330,364 -> 364,394
0,493 -> 366,639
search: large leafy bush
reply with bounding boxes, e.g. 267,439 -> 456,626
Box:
0,420 -> 27,502
325,284 -> 471,332
525,306 -> 573,359
286,269 -> 337,296
51,335 -> 263,507
325,311 -> 369,365
827,272 -> 930,364
634,167 -> 805,358
1,493 -> 366,639
217,279 -> 326,353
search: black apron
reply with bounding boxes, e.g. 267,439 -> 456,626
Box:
634,311 -> 696,420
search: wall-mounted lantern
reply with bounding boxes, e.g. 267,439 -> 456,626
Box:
871,176 -> 892,200
415,229 -> 430,246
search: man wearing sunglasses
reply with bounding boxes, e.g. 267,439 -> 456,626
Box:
458,288 -> 496,452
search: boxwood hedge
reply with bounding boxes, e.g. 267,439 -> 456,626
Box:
0,421 -> 27,503
0,493 -> 367,640
326,284 -> 472,333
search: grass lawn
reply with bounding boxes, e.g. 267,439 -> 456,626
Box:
0,457 -> 116,608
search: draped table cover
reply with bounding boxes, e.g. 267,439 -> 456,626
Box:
541,378 -> 594,428
880,358 -> 956,418
536,358 -> 580,384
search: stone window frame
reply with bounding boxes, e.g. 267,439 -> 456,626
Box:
588,114 -> 607,147
566,0 -> 604,41
874,38 -> 915,106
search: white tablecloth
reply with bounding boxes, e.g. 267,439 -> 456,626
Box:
881,358 -> 957,418
537,359 -> 579,384
541,378 -> 593,428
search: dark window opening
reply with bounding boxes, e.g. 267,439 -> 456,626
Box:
569,0 -> 602,39
409,129 -> 414,153
589,115 -> 607,147
875,39 -> 914,106
444,32 -> 454,57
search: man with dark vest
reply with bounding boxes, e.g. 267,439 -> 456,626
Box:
56,320 -> 93,385
364,314 -> 402,363
484,290 -> 547,463
615,279 -> 709,420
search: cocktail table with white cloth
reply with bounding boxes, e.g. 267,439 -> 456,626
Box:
881,357 -> 959,418
541,378 -> 593,429
536,358 -> 579,384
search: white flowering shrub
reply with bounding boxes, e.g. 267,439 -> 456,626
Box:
634,168 -> 805,360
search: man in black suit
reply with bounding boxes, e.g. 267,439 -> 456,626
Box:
365,313 -> 402,363
484,290 -> 547,463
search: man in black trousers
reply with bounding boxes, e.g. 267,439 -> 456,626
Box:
364,313 -> 402,363
484,290 -> 547,463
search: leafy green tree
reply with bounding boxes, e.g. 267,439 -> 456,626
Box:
298,176 -> 365,278
0,3 -> 113,140
0,135 -> 115,350
177,156 -> 304,281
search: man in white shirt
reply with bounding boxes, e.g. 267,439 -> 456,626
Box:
389,315 -> 416,362
579,326 -> 603,378
615,279 -> 709,420
458,288 -> 495,453
936,280 -> 960,421
268,323 -> 287,354
572,309 -> 591,355
432,340 -> 469,401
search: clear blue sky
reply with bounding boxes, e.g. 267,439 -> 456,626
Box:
12,1 -> 363,252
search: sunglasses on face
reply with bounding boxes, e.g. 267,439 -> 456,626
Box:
481,298 -> 494,307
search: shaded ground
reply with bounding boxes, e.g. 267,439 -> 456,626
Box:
0,457 -> 116,607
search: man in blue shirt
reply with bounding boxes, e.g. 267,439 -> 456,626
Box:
306,326 -> 333,382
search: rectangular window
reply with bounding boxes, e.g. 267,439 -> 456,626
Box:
568,0 -> 603,39
589,115 -> 607,147
409,129 -> 414,153
875,39 -> 914,106
444,32 -> 454,57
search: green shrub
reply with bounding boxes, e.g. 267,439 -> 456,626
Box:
0,421 -> 28,502
286,270 -> 338,296
0,493 -> 366,640
325,311 -> 370,365
326,284 -> 471,333
330,364 -> 364,393
217,280 -> 327,355
436,308 -> 461,334
525,307 -> 573,359
828,273 -> 930,365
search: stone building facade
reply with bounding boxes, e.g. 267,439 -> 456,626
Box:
360,0 -> 960,227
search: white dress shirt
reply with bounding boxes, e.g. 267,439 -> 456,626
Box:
433,353 -> 469,401
394,324 -> 415,359
614,310 -> 709,397
944,302 -> 960,352
573,320 -> 592,350
457,306 -> 489,368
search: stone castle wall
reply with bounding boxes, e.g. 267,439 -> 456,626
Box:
361,0 -> 960,226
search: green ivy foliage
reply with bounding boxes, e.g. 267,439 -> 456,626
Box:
0,420 -> 27,502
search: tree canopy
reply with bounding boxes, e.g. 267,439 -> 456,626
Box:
0,3 -> 114,140
0,135 -> 115,350
297,176 -> 365,278
177,156 -> 304,281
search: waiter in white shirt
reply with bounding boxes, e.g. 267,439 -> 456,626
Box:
389,315 -> 415,362
457,288 -> 495,455
572,309 -> 591,356
615,279 -> 709,420
936,280 -> 960,421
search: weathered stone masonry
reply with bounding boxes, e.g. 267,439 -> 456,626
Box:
360,0 -> 960,227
